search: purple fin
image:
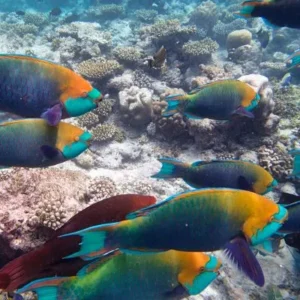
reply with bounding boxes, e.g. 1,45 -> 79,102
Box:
224,236 -> 265,286
41,145 -> 59,159
237,176 -> 254,192
41,104 -> 62,126
233,107 -> 254,118
164,285 -> 189,299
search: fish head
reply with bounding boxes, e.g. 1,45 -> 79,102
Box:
182,254 -> 221,295
56,122 -> 92,159
254,172 -> 278,194
63,88 -> 103,117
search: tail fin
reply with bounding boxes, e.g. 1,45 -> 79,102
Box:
151,157 -> 189,179
60,222 -> 119,261
289,149 -> 300,180
17,277 -> 69,300
162,94 -> 187,117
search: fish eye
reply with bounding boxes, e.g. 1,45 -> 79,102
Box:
199,266 -> 205,272
75,136 -> 80,142
81,92 -> 88,98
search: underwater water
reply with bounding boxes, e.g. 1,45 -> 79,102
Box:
0,0 -> 300,299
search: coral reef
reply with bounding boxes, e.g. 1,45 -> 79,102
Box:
213,19 -> 247,43
182,38 -> 219,63
226,29 -> 252,50
91,124 -> 125,143
113,46 -> 142,65
119,86 -> 153,126
135,9 -> 158,23
76,58 -> 123,81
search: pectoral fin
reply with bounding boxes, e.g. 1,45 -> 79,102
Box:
233,107 -> 254,118
41,145 -> 60,160
41,104 -> 62,126
224,236 -> 264,286
164,284 -> 189,299
237,176 -> 254,192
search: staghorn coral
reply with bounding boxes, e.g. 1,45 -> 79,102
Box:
182,38 -> 219,63
119,86 -> 153,126
226,29 -> 252,50
258,145 -> 293,181
139,19 -> 196,45
189,0 -> 219,30
113,46 -> 142,65
91,124 -> 125,143
77,58 -> 123,80
135,9 -> 158,23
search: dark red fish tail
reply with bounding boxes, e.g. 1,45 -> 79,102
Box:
0,273 -> 10,289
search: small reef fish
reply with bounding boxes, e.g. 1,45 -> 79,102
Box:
147,46 -> 167,69
285,50 -> 300,72
163,79 -> 260,120
152,157 -> 277,194
256,26 -> 270,48
62,189 -> 288,286
288,148 -> 300,180
279,73 -> 292,89
0,55 -> 102,126
15,11 -> 25,16
237,0 -> 300,29
0,195 -> 156,292
50,7 -> 62,16
0,119 -> 91,168
17,250 -> 221,300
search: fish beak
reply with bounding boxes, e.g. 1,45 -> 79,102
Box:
93,95 -> 103,106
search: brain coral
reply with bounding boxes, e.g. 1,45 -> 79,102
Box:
77,58 -> 123,80
226,29 -> 252,50
119,86 -> 153,126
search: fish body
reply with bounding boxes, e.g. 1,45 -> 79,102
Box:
289,148 -> 300,180
280,73 -> 292,89
17,251 -> 221,300
237,0 -> 300,29
64,189 -> 288,286
0,119 -> 91,167
0,55 -> 102,125
152,158 -> 277,194
0,195 -> 156,292
163,80 -> 260,120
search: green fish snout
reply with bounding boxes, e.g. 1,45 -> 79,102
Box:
64,88 -> 102,117
251,205 -> 288,246
62,131 -> 93,159
185,256 -> 221,295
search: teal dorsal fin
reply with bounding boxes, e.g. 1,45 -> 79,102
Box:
17,277 -> 69,300
77,250 -> 120,276
191,160 -> 205,167
188,87 -> 203,95
126,191 -> 187,220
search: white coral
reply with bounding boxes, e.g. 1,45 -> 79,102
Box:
119,86 -> 153,126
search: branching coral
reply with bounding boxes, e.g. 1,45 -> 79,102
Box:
258,145 -> 292,181
119,86 -> 153,126
24,12 -> 48,27
182,38 -> 219,63
78,112 -> 99,129
135,9 -> 158,23
77,58 -> 123,80
189,0 -> 219,30
91,124 -> 125,143
113,46 -> 142,65
139,19 -> 196,44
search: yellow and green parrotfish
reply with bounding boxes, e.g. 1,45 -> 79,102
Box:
62,189 -> 288,287
0,119 -> 91,168
152,157 -> 277,194
163,79 -> 260,120
0,55 -> 102,126
17,250 -> 221,300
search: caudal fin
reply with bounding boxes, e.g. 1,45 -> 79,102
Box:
151,157 -> 189,179
60,222 -> 119,261
162,94 -> 187,117
0,273 -> 9,289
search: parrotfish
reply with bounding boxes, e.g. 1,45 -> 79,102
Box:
0,194 -> 156,292
236,0 -> 300,29
0,119 -> 91,168
0,55 -> 102,126
62,189 -> 288,286
285,50 -> 300,72
163,79 -> 260,120
152,157 -> 277,194
17,250 -> 221,300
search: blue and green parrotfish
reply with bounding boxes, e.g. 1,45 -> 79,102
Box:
152,157 -> 278,194
0,55 -> 102,126
62,188 -> 288,286
0,195 -> 156,292
17,250 -> 221,300
0,119 -> 91,168
163,79 -> 260,120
